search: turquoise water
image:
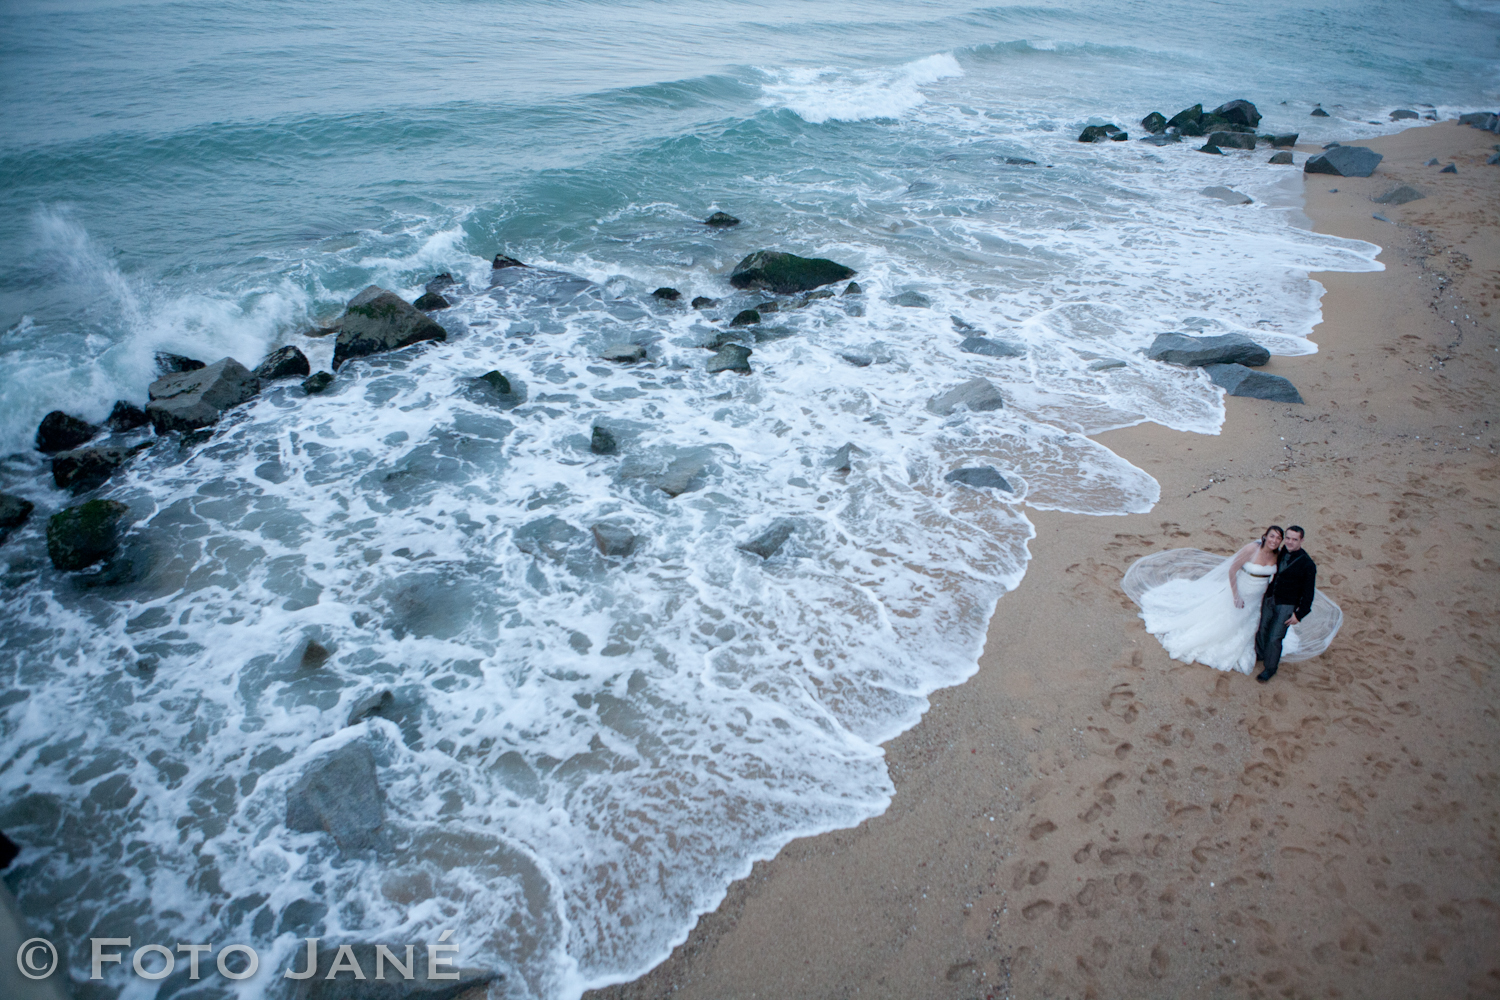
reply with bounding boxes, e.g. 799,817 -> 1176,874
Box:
1,2 -> 1496,997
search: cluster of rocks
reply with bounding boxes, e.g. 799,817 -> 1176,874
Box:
1145,332 -> 1303,403
1081,100 -> 1299,162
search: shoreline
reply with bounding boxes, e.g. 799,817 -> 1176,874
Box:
588,121 -> 1500,999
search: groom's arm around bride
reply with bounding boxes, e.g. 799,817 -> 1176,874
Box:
1256,526 -> 1316,682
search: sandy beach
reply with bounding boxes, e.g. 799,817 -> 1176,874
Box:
590,121 -> 1500,999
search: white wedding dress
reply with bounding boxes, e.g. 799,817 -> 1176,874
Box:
1136,557 -> 1298,675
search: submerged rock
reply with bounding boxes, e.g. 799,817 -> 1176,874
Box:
927,378 -> 1005,416
413,291 -> 450,311
1196,144 -> 1224,155
285,740 -> 385,853
302,371 -> 334,394
1078,124 -> 1127,142
253,345 -> 312,381
691,296 -> 718,309
1139,134 -> 1181,146
332,286 -> 448,369
599,343 -> 647,363
35,410 -> 99,453
1268,151 -> 1294,165
890,290 -> 932,308
945,466 -> 1012,491
301,639 -> 332,668
154,352 -> 206,375
652,287 -> 682,301
704,212 -> 741,227
826,442 -> 860,473
591,521 -> 636,557
1003,156 -> 1039,164
1147,332 -> 1270,368
1373,185 -> 1425,205
1140,111 -> 1168,134
591,425 -> 618,455
51,443 -> 149,494
290,943 -> 500,1000
469,371 -> 527,409
1304,145 -> 1382,177
707,344 -> 753,375
1088,358 -> 1128,371
1203,363 -> 1303,403
738,519 -> 797,559
105,400 -> 150,432
146,357 -> 261,433
1212,99 -> 1261,128
729,250 -> 856,294
1201,186 -> 1252,205
46,499 -> 130,571
425,273 -> 457,294
959,336 -> 1025,358
657,450 -> 717,497
346,690 -> 395,728
0,493 -> 35,543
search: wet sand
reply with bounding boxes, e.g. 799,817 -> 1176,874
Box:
589,121 -> 1500,1000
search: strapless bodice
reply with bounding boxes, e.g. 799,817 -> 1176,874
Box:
1242,563 -> 1275,577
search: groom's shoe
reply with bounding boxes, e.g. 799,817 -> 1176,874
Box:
1255,669 -> 1274,683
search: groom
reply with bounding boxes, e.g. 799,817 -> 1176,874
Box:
1255,525 -> 1316,683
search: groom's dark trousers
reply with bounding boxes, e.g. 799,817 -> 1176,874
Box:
1256,549 -> 1317,680
1255,600 -> 1297,679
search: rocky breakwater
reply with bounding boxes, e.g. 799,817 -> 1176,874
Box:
146,357 -> 262,433
331,286 -> 448,370
1084,98 -> 1298,157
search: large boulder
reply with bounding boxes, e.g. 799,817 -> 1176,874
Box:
146,357 -> 261,433
927,378 -> 1005,416
1147,333 -> 1269,368
0,493 -> 34,543
105,400 -> 150,432
35,411 -> 98,453
52,443 -> 148,494
332,286 -> 448,369
253,345 -> 312,381
291,943 -> 500,1000
1203,363 -> 1304,403
1167,104 -> 1204,133
46,499 -> 129,571
729,251 -> 856,294
1140,112 -> 1168,134
285,740 -> 385,853
1304,146 -> 1382,177
1212,100 -> 1261,128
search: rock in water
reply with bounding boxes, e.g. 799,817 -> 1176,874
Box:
1147,332 -> 1270,367
412,291 -> 450,311
1268,151 -> 1294,165
51,444 -> 148,494
890,290 -> 932,308
927,378 -> 1005,416
1003,156 -> 1039,164
46,499 -> 129,571
146,357 -> 261,433
1202,363 -> 1304,403
1196,143 -> 1224,155
1212,100 -> 1261,127
1201,186 -> 1252,205
252,345 -> 312,381
105,401 -> 150,432
1140,111 -> 1168,134
1303,145 -> 1383,177
492,253 -> 528,269
302,371 -> 334,394
591,522 -> 636,557
1139,134 -> 1181,146
347,690 -> 395,728
707,344 -> 753,374
35,411 -> 99,453
1459,111 -> 1498,126
1310,106 -> 1330,117
1390,109 -> 1419,120
704,212 -> 741,227
691,296 -> 718,309
301,640 -> 332,668
332,286 -> 448,369
729,251 -> 856,294
730,309 -> 761,327
959,336 -> 1025,358
843,282 -> 863,296
0,493 -> 35,543
1206,131 -> 1256,150
154,352 -> 205,374
738,519 -> 797,559
1078,124 -> 1126,142
470,371 -> 527,409
1266,133 -> 1298,147
652,287 -> 682,301
945,466 -> 1012,491
425,272 -> 456,294
591,426 -> 618,455
290,943 -> 499,1000
1373,185 -> 1425,205
599,343 -> 647,363
285,740 -> 385,853
826,442 -> 859,472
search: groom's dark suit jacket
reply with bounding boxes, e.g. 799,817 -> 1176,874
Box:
1266,549 -> 1316,620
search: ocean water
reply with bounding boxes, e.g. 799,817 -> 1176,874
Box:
1,1 -> 1496,997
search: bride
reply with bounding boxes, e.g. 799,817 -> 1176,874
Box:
1137,526 -> 1296,675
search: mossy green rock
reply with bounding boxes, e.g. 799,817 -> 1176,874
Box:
47,499 -> 129,571
1140,112 -> 1168,134
729,251 -> 855,294
332,286 -> 447,369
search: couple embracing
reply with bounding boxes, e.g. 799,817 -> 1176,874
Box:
1138,526 -> 1317,683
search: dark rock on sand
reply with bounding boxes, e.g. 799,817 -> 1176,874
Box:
707,344 -> 753,375
730,309 -> 761,327
927,378 -> 1005,416
35,411 -> 99,453
959,336 -> 1025,358
1310,106 -> 1330,117
704,212 -> 741,227
1440,163 -> 1457,174
302,371 -> 334,394
46,498 -> 130,571
738,519 -> 797,559
413,291 -> 450,311
653,287 -> 682,301
1212,100 -> 1261,128
1078,124 -> 1126,142
1148,332 -> 1270,368
1203,363 -> 1303,403
285,740 -> 385,853
1207,131 -> 1257,150
591,522 -> 636,557
492,253 -> 528,269
0,494 -> 35,542
1373,185 -> 1425,205
591,425 -> 618,455
691,296 -> 718,309
729,251 -> 856,294
1141,112 -> 1168,134
599,343 -> 647,363
1268,151 -> 1294,165
154,352 -> 205,375
1201,186 -> 1252,205
332,286 -> 448,369
1304,146 -> 1382,177
105,401 -> 150,432
52,443 -> 149,494
945,466 -> 1012,491
1389,109 -> 1419,120
253,345 -> 312,381
146,357 -> 261,433
290,943 -> 499,1000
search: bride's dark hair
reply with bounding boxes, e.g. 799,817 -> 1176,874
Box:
1260,525 -> 1285,548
